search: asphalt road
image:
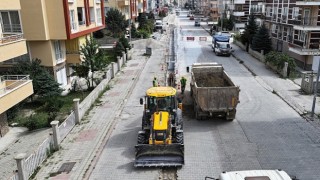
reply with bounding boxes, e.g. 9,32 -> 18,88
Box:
89,11 -> 320,180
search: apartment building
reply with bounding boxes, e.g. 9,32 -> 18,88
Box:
0,0 -> 34,137
208,0 -> 219,23
18,0 -> 105,88
105,0 -> 146,22
265,0 -> 320,70
232,0 -> 265,30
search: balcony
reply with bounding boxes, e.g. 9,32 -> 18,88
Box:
0,34 -> 27,63
234,0 -> 245,4
118,0 -> 129,7
296,0 -> 320,5
288,40 -> 320,55
233,11 -> 245,16
0,75 -> 33,114
292,17 -> 320,31
66,51 -> 81,64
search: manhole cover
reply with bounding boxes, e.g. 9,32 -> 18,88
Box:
57,162 -> 76,173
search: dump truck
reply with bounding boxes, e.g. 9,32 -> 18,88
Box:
135,86 -> 184,167
190,63 -> 240,120
212,34 -> 232,56
205,169 -> 297,180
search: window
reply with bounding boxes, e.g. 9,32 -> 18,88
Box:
56,66 -> 68,87
266,7 -> 271,17
54,41 -> 64,63
96,8 -> 102,25
104,7 -> 110,16
299,30 -> 306,42
0,11 -> 21,33
282,7 -> 288,16
90,8 -> 95,23
70,10 -> 77,31
272,24 -> 278,34
292,7 -> 299,19
77,7 -> 86,25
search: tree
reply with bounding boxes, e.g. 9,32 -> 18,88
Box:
131,23 -> 138,38
78,35 -> 109,90
105,8 -> 128,37
119,35 -> 131,52
173,0 -> 177,6
114,41 -> 125,59
138,13 -> 147,30
11,58 -> 62,98
242,14 -> 258,52
252,24 -> 272,54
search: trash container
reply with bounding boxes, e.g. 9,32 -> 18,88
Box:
146,47 -> 152,55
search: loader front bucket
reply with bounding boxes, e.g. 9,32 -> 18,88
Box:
134,144 -> 184,167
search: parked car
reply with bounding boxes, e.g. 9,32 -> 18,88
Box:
194,19 -> 200,26
189,15 -> 194,20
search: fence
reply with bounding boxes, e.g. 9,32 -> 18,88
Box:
9,49 -> 130,180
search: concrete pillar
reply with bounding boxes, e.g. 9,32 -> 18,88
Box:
122,51 -> 126,63
126,48 -> 129,60
73,98 -> 80,124
50,121 -> 60,150
117,56 -> 121,71
111,62 -> 116,78
15,153 -> 27,180
283,62 -> 288,78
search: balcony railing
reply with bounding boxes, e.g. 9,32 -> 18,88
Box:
0,75 -> 30,96
0,34 -> 23,45
296,0 -> 320,5
292,16 -> 319,26
1,24 -> 22,33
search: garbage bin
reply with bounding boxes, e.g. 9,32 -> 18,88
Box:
146,47 -> 152,55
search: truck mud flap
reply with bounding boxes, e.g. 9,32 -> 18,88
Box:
134,144 -> 184,167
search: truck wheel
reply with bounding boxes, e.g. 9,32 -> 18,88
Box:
194,102 -> 201,120
226,109 -> 236,121
137,133 -> 146,144
176,132 -> 183,144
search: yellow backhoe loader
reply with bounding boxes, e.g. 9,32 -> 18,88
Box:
135,86 -> 184,167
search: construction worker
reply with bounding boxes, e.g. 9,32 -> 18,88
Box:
152,77 -> 158,87
180,76 -> 187,94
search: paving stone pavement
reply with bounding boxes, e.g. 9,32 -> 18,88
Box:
33,47 -> 150,179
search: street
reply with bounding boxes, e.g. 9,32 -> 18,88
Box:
89,10 -> 320,180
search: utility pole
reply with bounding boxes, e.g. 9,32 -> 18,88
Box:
311,59 -> 320,118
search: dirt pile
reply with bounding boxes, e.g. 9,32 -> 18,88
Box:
195,74 -> 230,87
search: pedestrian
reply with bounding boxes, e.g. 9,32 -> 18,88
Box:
153,77 -> 158,87
180,76 -> 187,94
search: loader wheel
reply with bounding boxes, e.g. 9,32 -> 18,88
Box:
176,132 -> 183,144
176,109 -> 183,129
137,133 -> 146,144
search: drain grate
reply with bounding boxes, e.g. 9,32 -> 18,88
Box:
57,162 -> 76,173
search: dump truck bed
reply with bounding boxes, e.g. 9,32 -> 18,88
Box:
191,63 -> 239,119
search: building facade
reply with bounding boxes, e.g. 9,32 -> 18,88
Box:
232,0 -> 265,30
0,0 -> 34,137
19,0 -> 105,88
265,0 -> 320,70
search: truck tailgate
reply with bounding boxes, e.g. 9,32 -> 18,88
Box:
196,87 -> 239,112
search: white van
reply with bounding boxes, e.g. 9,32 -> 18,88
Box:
205,169 -> 297,180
